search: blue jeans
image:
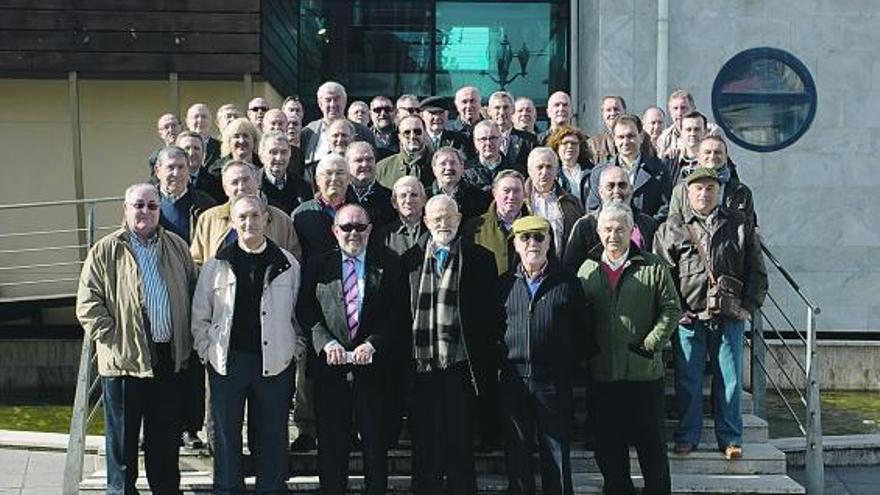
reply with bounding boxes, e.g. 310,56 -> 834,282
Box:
673,317 -> 744,449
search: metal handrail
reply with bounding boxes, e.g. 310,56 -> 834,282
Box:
750,240 -> 823,494
0,196 -> 123,210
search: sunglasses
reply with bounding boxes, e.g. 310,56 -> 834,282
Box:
518,232 -> 546,243
249,106 -> 268,112
337,223 -> 369,233
128,202 -> 160,211
371,106 -> 393,114
399,107 -> 420,114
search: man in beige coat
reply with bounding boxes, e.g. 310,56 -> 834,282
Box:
76,183 -> 197,494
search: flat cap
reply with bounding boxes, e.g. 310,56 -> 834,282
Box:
684,167 -> 720,185
419,95 -> 455,113
511,215 -> 551,236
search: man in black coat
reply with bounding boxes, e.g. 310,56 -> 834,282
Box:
259,131 -> 312,215
498,216 -> 593,495
430,146 -> 491,221
296,204 -> 404,495
488,91 -> 537,173
344,142 -> 395,229
408,194 -> 503,495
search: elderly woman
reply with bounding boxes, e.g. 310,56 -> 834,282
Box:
210,117 -> 262,175
524,147 -> 583,260
191,194 -> 303,493
547,125 -> 592,208
576,203 -> 680,495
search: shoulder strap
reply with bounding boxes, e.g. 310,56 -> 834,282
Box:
685,223 -> 717,285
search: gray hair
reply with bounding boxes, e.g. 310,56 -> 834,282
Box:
489,91 -> 514,106
473,119 -> 500,136
315,153 -> 348,175
221,159 -> 258,178
425,194 -> 459,215
455,85 -> 481,101
335,203 -> 370,224
526,147 -> 559,169
431,146 -> 465,167
597,202 -> 634,231
327,118 -> 356,135
258,131 -> 290,156
345,141 -> 374,160
396,93 -> 420,107
230,193 -> 268,214
392,175 -> 426,198
156,145 -> 188,167
318,81 -> 347,100
124,183 -> 159,203
492,169 -> 525,191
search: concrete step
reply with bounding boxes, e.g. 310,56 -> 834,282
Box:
80,471 -> 804,494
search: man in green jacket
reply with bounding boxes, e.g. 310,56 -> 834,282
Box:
577,202 -> 680,495
76,183 -> 197,494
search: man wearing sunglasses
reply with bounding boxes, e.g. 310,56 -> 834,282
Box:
368,95 -> 399,161
246,97 -> 270,128
375,114 -> 434,190
76,183 -> 197,494
498,215 -> 592,495
297,204 -> 403,495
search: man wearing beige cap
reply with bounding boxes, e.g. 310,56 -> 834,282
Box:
498,216 -> 592,495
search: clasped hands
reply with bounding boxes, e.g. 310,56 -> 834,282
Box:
324,341 -> 374,366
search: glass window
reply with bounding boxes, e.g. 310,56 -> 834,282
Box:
711,48 -> 817,152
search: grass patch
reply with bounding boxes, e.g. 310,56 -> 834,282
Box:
766,390 -> 880,438
0,404 -> 104,435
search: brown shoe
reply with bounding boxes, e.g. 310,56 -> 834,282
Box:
673,442 -> 694,455
723,445 -> 743,460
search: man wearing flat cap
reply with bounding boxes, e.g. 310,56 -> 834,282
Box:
654,167 -> 767,460
498,216 -> 592,495
421,96 -> 472,157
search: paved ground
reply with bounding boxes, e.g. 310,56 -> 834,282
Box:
787,466 -> 880,495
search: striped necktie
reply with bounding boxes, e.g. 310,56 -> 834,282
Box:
343,258 -> 360,340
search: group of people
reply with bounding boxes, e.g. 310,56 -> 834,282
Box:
75,81 -> 768,495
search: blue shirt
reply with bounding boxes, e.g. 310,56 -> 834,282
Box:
129,231 -> 173,343
341,250 -> 367,314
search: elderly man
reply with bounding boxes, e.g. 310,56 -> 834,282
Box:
76,183 -> 197,494
148,113 -> 182,170
430,146 -> 490,220
587,96 -> 627,163
654,168 -> 768,460
537,91 -> 574,145
642,106 -> 666,151
216,103 -> 242,134
578,202 -> 680,495
445,85 -> 482,138
190,160 -> 301,266
564,165 -> 659,273
259,131 -> 311,215
514,97 -> 538,135
347,100 -> 370,127
375,114 -> 434,190
499,215 -> 589,495
292,154 -> 351,261
246,97 -> 270,128
463,170 -> 528,275
186,103 -> 222,167
488,91 -> 536,172
282,96 -> 304,123
587,114 -> 672,222
420,96 -> 470,156
154,145 -> 216,243
297,204 -> 402,495
262,108 -> 288,135
396,93 -> 421,122
524,147 -> 583,260
664,111 -> 708,184
344,141 -> 394,229
301,81 -> 375,167
177,131 -> 225,202
463,120 -> 511,192
668,135 -> 756,229
369,95 -> 399,160
192,194 -> 303,492
656,89 -> 721,159
409,194 -> 501,495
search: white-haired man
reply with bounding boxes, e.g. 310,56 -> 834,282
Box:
300,81 -> 375,167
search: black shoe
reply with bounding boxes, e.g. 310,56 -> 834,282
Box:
290,434 -> 316,452
181,431 -> 205,450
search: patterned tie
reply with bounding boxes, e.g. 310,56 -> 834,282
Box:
435,248 -> 449,274
343,258 -> 360,340
631,225 -> 644,248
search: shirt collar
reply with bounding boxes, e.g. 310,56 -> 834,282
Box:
341,249 -> 367,265
160,186 -> 187,202
602,249 -> 629,270
238,239 -> 267,254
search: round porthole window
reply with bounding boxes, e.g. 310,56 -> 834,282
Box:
711,47 -> 817,152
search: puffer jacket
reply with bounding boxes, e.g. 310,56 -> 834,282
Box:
191,239 -> 304,377
653,206 -> 768,316
577,245 -> 681,382
76,227 -> 197,378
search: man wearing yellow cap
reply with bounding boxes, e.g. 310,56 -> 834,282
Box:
497,216 -> 594,495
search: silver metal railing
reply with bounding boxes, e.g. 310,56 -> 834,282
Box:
748,241 -> 823,494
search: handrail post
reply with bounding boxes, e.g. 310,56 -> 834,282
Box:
804,307 -> 824,494
62,337 -> 95,495
85,201 -> 96,250
750,310 -> 766,419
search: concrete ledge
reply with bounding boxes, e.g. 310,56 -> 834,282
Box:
772,434 -> 880,467
746,340 -> 880,390
0,429 -> 102,453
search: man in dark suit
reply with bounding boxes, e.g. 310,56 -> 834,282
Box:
297,204 -> 403,495
300,81 -> 375,169
488,91 -> 536,173
430,146 -> 490,221
177,131 -> 225,203
345,141 -> 395,229
258,131 -> 311,215
421,96 -> 472,158
445,85 -> 482,142
186,103 -> 222,167
369,95 -> 399,161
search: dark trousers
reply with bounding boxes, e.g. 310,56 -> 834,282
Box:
410,362 -> 476,495
502,372 -> 573,495
102,343 -> 181,495
181,351 -> 206,434
209,350 -> 293,494
314,362 -> 389,495
593,379 -> 670,495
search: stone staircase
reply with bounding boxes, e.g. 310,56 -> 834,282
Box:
80,356 -> 805,493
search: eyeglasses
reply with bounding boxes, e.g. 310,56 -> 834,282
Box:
249,106 -> 268,113
399,107 -> 420,114
476,135 -> 500,143
400,128 -> 423,137
371,106 -> 393,114
337,223 -> 369,233
518,232 -> 546,243
560,140 -> 580,147
128,202 -> 160,211
604,181 -> 630,190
